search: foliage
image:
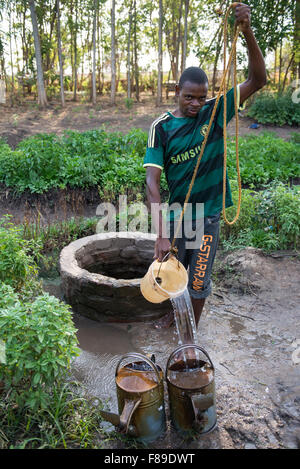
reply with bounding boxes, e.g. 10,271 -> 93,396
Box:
0,130 -> 298,197
227,132 -> 300,186
0,214 -> 106,449
0,380 -> 103,449
0,128 -> 148,194
247,89 -> 300,126
0,283 -> 80,411
221,181 -> 300,251
0,215 -> 40,290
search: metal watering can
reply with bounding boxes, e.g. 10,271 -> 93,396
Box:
100,353 -> 166,443
166,344 -> 217,435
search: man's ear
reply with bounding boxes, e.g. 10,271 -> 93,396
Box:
175,84 -> 180,97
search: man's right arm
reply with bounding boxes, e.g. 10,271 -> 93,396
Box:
145,166 -> 171,261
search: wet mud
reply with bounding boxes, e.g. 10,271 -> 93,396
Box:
43,248 -> 300,449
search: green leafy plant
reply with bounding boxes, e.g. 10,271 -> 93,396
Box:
0,216 -> 40,290
125,97 -> 134,110
247,88 -> 300,126
0,284 -> 80,411
227,132 -> 300,186
221,181 -> 300,251
0,129 -> 297,195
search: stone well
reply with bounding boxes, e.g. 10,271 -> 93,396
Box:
59,231 -> 170,322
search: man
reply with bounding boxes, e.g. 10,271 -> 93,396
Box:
144,3 -> 266,329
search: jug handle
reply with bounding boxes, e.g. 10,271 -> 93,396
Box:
189,392 -> 214,421
115,352 -> 162,384
119,397 -> 141,434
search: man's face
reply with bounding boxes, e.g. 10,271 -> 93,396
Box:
175,80 -> 208,118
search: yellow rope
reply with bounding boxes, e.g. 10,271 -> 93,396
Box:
222,4 -> 242,225
170,2 -> 242,251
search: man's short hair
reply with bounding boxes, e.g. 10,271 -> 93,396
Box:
178,67 -> 208,89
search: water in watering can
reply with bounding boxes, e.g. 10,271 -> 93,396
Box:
168,358 -> 214,389
116,364 -> 158,393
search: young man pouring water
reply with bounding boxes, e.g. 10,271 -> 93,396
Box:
144,4 -> 266,330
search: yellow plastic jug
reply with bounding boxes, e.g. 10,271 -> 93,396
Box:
140,255 -> 188,304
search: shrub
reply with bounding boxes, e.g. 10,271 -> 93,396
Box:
221,181 -> 300,251
227,132 -> 300,186
0,285 -> 79,411
247,88 -> 300,126
0,216 -> 40,290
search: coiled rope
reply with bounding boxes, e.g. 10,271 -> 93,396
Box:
170,2 -> 242,253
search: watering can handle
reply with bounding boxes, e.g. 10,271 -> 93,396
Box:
166,344 -> 214,374
115,352 -> 162,383
119,398 -> 142,434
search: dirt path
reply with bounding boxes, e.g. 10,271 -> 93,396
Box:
0,93 -> 297,149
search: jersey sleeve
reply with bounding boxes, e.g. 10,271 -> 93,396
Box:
143,121 -> 164,170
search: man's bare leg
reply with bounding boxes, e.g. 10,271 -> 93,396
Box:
154,310 -> 174,329
191,297 -> 206,328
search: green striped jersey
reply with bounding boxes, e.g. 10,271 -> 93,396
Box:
144,85 -> 240,219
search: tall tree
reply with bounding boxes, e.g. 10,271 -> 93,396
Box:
73,0 -> 78,101
156,0 -> 163,105
164,0 -> 184,82
126,0 -> 133,100
56,0 -> 65,106
111,0 -> 116,104
181,0 -> 189,72
133,0 -> 139,101
28,0 -> 47,107
92,0 -> 98,104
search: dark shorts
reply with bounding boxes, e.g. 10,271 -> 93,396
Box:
169,213 -> 220,299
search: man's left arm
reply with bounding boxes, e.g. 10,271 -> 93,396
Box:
235,3 -> 267,105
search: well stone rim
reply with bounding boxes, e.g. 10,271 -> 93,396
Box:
59,231 -> 169,322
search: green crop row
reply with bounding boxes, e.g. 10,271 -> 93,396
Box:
0,129 -> 298,195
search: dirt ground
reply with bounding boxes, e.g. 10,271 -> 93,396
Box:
43,247 -> 300,450
1,93 -> 299,449
0,92 -> 297,150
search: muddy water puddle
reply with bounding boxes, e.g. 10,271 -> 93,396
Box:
71,313 -> 180,412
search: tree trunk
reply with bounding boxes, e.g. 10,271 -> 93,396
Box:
156,0 -> 163,106
127,2 -> 133,100
274,47 -> 277,85
293,0 -> 300,80
182,0 -> 189,73
133,0 -> 139,102
212,29 -> 223,97
278,38 -> 283,90
28,0 -> 48,108
73,1 -> 78,101
56,0 -> 65,107
281,52 -> 295,92
97,7 -> 103,94
8,3 -> 15,106
111,0 -> 116,105
92,0 -> 98,105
